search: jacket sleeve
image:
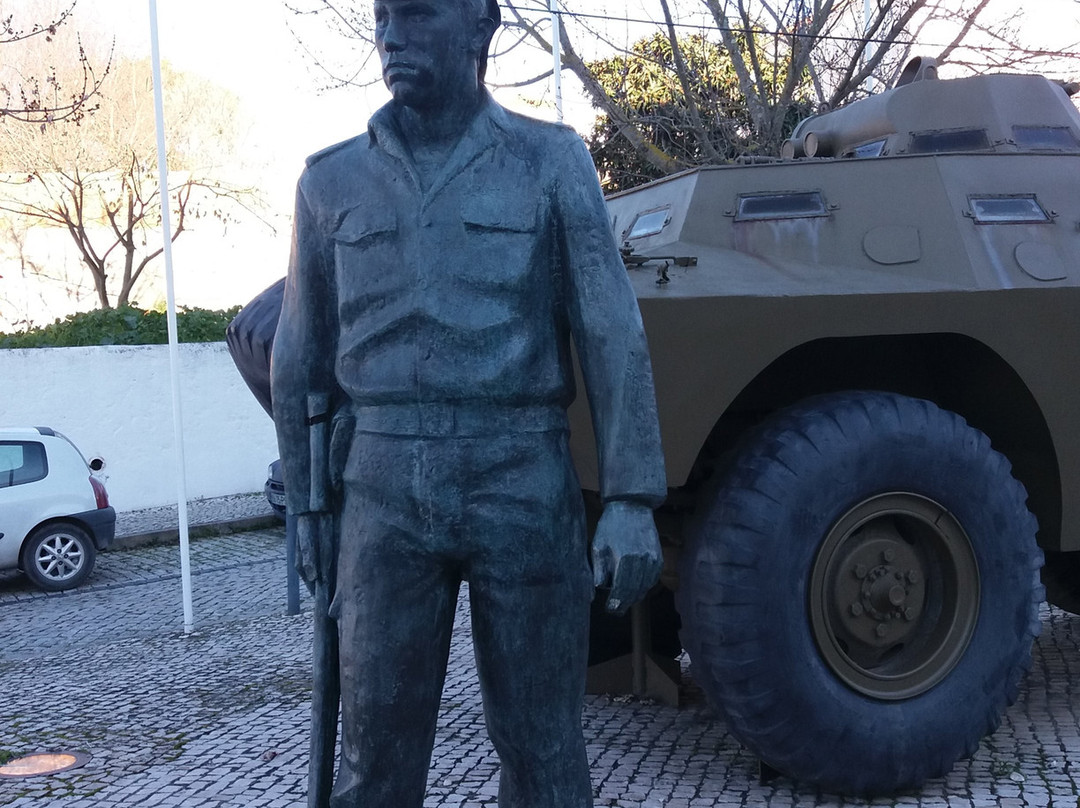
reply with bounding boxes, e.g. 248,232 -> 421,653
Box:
555,132 -> 667,508
270,175 -> 340,516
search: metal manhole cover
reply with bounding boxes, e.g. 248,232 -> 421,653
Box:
0,751 -> 90,778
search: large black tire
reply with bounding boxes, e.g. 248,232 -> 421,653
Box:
676,391 -> 1043,794
21,521 -> 97,592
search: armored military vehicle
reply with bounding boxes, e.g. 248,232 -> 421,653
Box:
570,58 -> 1080,794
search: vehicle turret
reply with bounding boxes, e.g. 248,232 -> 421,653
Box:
782,57 -> 1080,159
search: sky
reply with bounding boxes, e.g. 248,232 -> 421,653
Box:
83,0 -> 610,205
3,0 -> 613,324
91,0 -> 1080,187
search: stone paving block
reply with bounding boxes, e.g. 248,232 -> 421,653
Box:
1,531 -> 1079,807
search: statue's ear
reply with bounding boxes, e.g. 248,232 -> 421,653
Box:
470,15 -> 496,55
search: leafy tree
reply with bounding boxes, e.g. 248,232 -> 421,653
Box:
0,57 -> 264,309
1,0 -> 109,128
586,31 -> 813,192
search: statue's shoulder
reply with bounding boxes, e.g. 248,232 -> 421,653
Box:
304,133 -> 371,170
498,106 -> 579,143
493,107 -> 588,166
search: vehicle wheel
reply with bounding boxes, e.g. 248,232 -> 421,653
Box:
1041,549 -> 1080,614
676,391 -> 1043,794
21,522 -> 97,592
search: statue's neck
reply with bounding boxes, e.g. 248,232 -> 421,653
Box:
393,87 -> 484,152
393,89 -> 485,191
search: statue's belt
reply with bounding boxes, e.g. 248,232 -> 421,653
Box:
349,402 -> 567,437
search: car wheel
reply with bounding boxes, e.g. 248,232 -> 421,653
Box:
676,391 -> 1044,794
21,521 -> 97,592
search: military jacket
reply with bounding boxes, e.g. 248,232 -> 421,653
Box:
271,93 -> 666,514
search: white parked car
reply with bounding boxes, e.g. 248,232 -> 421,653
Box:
0,427 -> 116,591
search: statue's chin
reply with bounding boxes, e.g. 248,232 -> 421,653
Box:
385,75 -> 433,108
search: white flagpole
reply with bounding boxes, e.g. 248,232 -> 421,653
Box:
550,0 -> 563,122
864,0 -> 877,94
148,0 -> 194,633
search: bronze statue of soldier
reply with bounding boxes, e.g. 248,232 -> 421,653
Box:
270,0 -> 667,805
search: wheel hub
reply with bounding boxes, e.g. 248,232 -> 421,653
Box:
836,531 -> 926,647
35,535 -> 84,582
810,493 -> 980,700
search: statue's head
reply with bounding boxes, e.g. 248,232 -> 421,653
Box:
374,0 -> 500,111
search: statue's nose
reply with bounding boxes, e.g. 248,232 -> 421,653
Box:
380,17 -> 406,52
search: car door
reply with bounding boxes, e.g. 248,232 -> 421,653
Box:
0,440 -> 51,569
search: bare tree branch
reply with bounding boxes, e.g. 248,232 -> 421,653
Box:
1,3 -> 112,128
658,0 -> 723,160
505,1 -> 688,174
1,57 -> 267,309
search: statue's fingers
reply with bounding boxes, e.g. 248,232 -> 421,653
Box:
591,544 -> 612,589
615,552 -> 663,610
298,536 -> 318,585
606,555 -> 645,614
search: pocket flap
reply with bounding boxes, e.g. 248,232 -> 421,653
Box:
461,195 -> 536,232
332,204 -> 397,244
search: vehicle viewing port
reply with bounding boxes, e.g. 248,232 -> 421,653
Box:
626,207 -> 672,239
968,195 -> 1050,224
735,191 -> 828,221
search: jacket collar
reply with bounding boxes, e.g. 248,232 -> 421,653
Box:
367,90 -> 509,198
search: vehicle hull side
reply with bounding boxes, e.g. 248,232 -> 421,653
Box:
569,286 -> 1080,552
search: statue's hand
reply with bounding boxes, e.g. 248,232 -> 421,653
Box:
591,500 -> 662,615
296,511 -> 335,592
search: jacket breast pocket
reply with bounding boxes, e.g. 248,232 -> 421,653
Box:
331,204 -> 398,292
460,194 -> 537,235
332,205 -> 397,250
460,195 -> 541,286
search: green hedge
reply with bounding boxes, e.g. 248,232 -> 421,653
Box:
0,305 -> 242,348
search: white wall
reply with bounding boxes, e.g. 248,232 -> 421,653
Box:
0,344 -> 278,511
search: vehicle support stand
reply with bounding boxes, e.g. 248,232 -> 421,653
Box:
586,600 -> 681,706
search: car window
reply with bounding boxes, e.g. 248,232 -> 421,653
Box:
0,441 -> 48,488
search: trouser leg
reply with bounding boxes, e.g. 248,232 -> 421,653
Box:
330,439 -> 460,808
464,432 -> 594,808
469,576 -> 593,808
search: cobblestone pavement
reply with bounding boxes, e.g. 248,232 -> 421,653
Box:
0,528 -> 1077,807
113,493 -> 279,543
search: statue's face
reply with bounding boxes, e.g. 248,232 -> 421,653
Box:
373,0 -> 482,111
